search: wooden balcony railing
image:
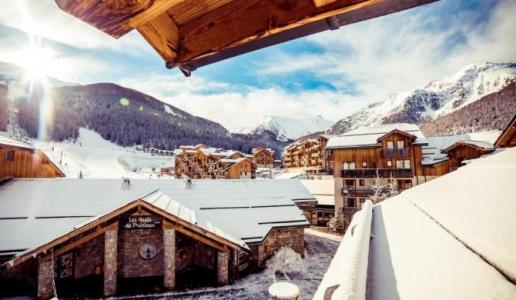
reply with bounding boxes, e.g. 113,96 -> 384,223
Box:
382,148 -> 409,158
341,169 -> 412,178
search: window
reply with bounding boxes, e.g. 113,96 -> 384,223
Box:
359,179 -> 365,186
404,180 -> 412,188
347,198 -> 356,208
403,160 -> 411,169
386,160 -> 392,167
362,161 -> 367,168
397,140 -> 405,149
387,141 -> 394,149
345,180 -> 355,187
343,161 -> 355,170
396,160 -> 404,169
5,150 -> 14,161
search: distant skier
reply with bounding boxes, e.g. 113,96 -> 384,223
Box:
79,170 -> 83,179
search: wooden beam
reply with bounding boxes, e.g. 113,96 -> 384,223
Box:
176,0 -> 435,66
137,12 -> 179,64
176,0 -> 365,64
54,0 -> 183,38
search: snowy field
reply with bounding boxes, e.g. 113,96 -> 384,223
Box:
115,232 -> 339,300
36,128 -> 173,178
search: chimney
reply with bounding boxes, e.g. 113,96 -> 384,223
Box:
185,178 -> 193,190
121,177 -> 131,190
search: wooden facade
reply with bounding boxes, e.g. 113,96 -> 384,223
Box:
252,147 -> 275,168
283,135 -> 329,171
174,145 -> 256,179
495,114 -> 516,148
1,200 -> 246,299
0,139 -> 64,179
54,0 -> 436,73
327,126 -> 495,231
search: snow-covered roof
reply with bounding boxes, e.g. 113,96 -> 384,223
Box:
422,133 -> 495,165
0,135 -> 34,150
316,147 -> 516,299
0,179 -> 312,256
326,123 -> 427,149
299,179 -> 335,206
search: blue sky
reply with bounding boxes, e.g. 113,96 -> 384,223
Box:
0,0 -> 515,131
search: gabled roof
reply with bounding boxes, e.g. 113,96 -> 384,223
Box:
326,123 -> 427,149
0,179 -> 312,258
376,129 -> 417,142
5,192 -> 247,268
54,0 -> 436,73
494,114 -> 516,148
442,140 -> 494,153
422,133 -> 496,166
0,135 -> 34,151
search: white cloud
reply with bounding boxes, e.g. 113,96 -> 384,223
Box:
119,73 -> 361,132
256,0 -> 516,106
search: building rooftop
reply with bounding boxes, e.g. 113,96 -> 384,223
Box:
315,147 -> 516,299
299,179 -> 335,206
0,179 -> 313,258
326,123 -> 427,149
0,135 -> 34,151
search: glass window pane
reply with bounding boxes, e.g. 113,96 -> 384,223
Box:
396,160 -> 403,169
387,141 -> 394,149
397,140 -> 404,149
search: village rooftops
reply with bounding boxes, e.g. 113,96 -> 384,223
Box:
325,123 -> 427,149
300,179 -> 335,206
0,179 -> 313,261
315,147 -> 516,299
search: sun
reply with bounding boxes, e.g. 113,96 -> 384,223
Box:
19,44 -> 55,80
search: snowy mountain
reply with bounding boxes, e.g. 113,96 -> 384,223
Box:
242,115 -> 334,142
330,62 -> 516,134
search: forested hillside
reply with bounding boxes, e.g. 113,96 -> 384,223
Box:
9,83 -> 286,155
420,82 -> 516,136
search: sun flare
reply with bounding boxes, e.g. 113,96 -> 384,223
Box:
19,45 -> 54,80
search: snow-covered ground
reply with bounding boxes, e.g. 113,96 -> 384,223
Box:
36,128 -> 173,178
114,232 -> 339,300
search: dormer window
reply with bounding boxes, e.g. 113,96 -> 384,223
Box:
397,140 -> 405,149
387,141 -> 394,149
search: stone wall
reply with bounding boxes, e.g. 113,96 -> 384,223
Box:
118,228 -> 164,278
75,235 -> 104,278
176,233 -> 216,273
256,227 -> 305,266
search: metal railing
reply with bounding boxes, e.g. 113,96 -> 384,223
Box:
341,169 -> 412,178
382,148 -> 409,158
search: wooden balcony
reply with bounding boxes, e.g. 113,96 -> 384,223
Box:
341,169 -> 413,178
382,148 -> 409,158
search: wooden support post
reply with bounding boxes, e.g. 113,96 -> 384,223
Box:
163,226 -> 176,290
103,229 -> 118,297
217,251 -> 229,285
37,257 -> 55,300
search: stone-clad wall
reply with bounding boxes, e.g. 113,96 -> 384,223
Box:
118,228 -> 164,278
257,227 -> 305,266
75,235 -> 104,278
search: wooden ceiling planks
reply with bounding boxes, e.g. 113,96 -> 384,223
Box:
55,0 -> 183,38
54,0 -> 437,73
166,0 -> 233,25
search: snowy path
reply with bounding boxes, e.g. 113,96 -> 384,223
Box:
114,234 -> 339,300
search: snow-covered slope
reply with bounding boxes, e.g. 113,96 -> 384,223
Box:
242,115 -> 333,141
36,128 -> 173,178
331,62 -> 516,134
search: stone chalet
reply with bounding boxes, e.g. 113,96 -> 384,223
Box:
0,179 -> 314,299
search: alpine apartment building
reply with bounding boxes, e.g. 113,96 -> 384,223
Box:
326,123 -> 495,230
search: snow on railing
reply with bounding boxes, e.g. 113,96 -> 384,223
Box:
313,200 -> 373,300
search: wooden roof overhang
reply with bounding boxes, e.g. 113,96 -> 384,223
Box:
442,141 -> 492,154
54,0 -> 437,75
0,143 -> 65,177
3,198 -> 247,269
494,114 -> 516,148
